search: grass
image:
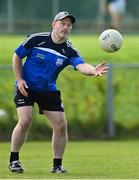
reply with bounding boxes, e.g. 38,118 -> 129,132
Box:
1,141 -> 139,179
69,34 -> 139,64
0,34 -> 139,64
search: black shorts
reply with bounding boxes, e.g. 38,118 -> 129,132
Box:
14,87 -> 64,114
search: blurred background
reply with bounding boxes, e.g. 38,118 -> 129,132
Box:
0,0 -> 139,33
0,0 -> 139,141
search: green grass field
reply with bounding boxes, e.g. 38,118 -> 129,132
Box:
1,141 -> 139,179
0,34 -> 139,64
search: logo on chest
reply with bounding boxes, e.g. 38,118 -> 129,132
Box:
56,58 -> 64,66
36,53 -> 45,59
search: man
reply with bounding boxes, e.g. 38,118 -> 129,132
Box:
9,11 -> 108,173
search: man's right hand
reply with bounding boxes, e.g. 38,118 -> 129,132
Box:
17,79 -> 28,97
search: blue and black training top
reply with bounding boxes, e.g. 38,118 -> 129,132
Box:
15,32 -> 85,92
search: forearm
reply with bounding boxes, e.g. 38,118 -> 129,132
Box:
12,53 -> 23,80
76,63 -> 96,76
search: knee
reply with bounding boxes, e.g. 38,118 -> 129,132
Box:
54,120 -> 67,135
18,116 -> 32,132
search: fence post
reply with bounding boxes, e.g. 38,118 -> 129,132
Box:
107,64 -> 115,138
52,0 -> 59,18
7,0 -> 14,33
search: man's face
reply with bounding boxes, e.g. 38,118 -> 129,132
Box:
52,17 -> 73,39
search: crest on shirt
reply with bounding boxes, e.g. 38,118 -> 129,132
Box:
56,58 -> 64,66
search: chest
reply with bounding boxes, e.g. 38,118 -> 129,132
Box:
29,47 -> 69,68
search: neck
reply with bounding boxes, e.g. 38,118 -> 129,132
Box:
51,31 -> 66,44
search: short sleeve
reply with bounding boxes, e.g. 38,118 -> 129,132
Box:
15,45 -> 31,59
15,34 -> 40,58
69,57 -> 85,68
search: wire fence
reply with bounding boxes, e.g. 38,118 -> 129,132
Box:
107,64 -> 139,137
0,64 -> 139,138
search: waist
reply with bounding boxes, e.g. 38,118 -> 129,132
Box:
25,80 -> 57,92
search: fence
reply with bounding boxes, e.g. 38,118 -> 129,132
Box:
107,63 -> 139,138
0,64 -> 139,139
0,0 -> 139,34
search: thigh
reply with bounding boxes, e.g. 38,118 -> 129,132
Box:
14,86 -> 34,108
36,90 -> 64,114
17,106 -> 33,124
43,111 -> 67,129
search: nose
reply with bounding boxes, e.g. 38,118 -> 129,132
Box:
64,24 -> 69,30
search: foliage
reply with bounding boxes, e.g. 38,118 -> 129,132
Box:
0,35 -> 139,140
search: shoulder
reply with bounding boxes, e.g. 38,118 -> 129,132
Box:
26,32 -> 50,39
65,39 -> 81,57
65,40 -> 77,52
65,39 -> 75,49
22,32 -> 51,48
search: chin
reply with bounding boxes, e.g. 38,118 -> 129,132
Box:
60,33 -> 68,39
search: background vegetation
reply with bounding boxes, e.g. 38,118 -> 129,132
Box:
0,34 -> 139,140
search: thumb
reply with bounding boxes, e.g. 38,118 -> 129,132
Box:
24,82 -> 28,89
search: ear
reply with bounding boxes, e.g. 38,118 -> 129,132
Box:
52,21 -> 56,29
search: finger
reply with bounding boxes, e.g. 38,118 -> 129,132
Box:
97,67 -> 109,73
25,83 -> 28,89
102,68 -> 109,71
103,66 -> 109,70
102,70 -> 108,73
96,63 -> 107,70
99,61 -> 106,67
94,72 -> 102,76
19,87 -> 28,97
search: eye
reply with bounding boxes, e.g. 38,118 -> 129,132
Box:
61,22 -> 65,25
67,23 -> 71,27
60,21 -> 72,28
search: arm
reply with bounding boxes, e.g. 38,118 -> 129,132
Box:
12,53 -> 28,96
76,61 -> 109,76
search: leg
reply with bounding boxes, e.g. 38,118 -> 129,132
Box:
44,111 -> 68,159
108,3 -> 123,31
9,106 -> 33,173
109,10 -> 122,30
11,106 -> 33,152
44,110 -> 68,173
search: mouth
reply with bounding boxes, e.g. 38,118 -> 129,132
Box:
60,31 -> 68,37
62,30 -> 68,34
